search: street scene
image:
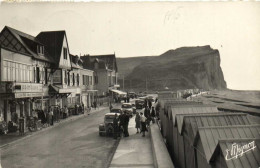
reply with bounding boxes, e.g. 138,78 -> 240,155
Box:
0,2 -> 260,168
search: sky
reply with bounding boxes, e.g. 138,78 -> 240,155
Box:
0,2 -> 259,90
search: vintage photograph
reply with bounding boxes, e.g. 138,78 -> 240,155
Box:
0,2 -> 259,168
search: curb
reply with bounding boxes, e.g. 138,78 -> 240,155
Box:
149,121 -> 175,168
0,106 -> 108,150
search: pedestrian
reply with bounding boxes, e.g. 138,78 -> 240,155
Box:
151,107 -> 156,123
49,107 -> 54,126
148,100 -> 152,109
93,101 -> 97,110
110,103 -> 113,112
135,112 -> 141,133
120,111 -> 129,137
155,103 -> 160,120
113,113 -> 119,139
140,112 -> 147,137
64,106 -> 68,118
144,106 -> 151,127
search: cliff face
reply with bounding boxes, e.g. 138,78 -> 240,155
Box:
117,46 -> 227,91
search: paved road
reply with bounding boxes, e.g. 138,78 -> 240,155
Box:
0,107 -> 118,168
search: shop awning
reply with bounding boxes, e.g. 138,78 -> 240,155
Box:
49,85 -> 77,94
109,89 -> 127,95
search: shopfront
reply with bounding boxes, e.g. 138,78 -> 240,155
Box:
0,82 -> 43,123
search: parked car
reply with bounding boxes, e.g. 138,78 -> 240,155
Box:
121,103 -> 134,117
128,92 -> 136,99
99,113 -> 119,136
131,104 -> 137,114
110,108 -> 122,114
135,99 -> 145,109
0,121 -> 8,134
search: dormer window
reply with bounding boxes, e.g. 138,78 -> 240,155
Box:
37,45 -> 44,55
63,47 -> 67,60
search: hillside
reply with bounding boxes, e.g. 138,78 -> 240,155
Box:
117,45 -> 227,91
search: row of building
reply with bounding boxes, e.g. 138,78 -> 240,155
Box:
0,26 -> 120,123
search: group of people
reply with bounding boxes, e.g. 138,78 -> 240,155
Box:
135,106 -> 157,137
112,102 -> 159,139
113,111 -> 130,139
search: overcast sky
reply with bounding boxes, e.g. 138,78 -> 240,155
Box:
0,2 -> 259,90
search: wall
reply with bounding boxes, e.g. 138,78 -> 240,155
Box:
59,35 -> 71,70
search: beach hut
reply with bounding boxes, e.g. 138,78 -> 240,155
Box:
210,138 -> 260,168
176,113 -> 252,168
168,105 -> 219,168
194,125 -> 260,168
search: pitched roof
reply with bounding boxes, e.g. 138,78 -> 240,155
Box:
2,26 -> 54,63
195,125 -> 260,163
36,31 -> 67,66
70,54 -> 83,69
210,138 -> 260,168
176,112 -> 251,140
168,104 -> 219,124
89,54 -> 117,72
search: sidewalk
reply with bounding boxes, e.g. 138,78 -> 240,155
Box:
109,115 -> 154,168
0,106 -> 107,148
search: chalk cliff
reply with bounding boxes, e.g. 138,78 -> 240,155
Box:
117,45 -> 227,91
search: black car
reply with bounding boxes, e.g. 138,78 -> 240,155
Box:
110,108 -> 122,114
135,99 -> 145,109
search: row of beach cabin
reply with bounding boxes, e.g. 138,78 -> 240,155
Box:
157,92 -> 260,168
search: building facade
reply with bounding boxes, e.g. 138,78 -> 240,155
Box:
0,26 -> 54,123
81,54 -> 119,96
0,26 -> 95,125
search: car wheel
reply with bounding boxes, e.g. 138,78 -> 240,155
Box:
99,132 -> 103,136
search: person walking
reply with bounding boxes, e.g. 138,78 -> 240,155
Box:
135,112 -> 141,133
124,111 -> 129,137
140,112 -> 147,137
151,107 -> 156,123
148,100 -> 152,109
144,106 -> 151,127
49,107 -> 54,126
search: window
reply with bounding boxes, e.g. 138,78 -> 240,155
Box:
37,45 -> 44,55
72,73 -> 75,85
82,75 -> 85,85
45,68 -> 48,84
63,48 -> 67,59
64,70 -> 68,84
77,74 -> 80,86
53,69 -> 62,84
67,72 -> 70,86
89,76 -> 92,85
36,67 -> 40,83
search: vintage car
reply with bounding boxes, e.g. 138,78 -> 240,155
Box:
99,113 -> 119,136
135,99 -> 145,109
0,121 -> 8,134
128,92 -> 136,99
110,108 -> 122,114
121,103 -> 134,117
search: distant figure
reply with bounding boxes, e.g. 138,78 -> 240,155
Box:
93,101 -> 97,110
148,100 -> 152,109
110,104 -> 113,112
135,112 -> 141,133
49,107 -> 54,126
151,107 -> 156,123
121,111 -> 129,137
140,112 -> 147,137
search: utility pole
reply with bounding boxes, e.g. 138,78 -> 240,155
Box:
123,75 -> 125,91
130,79 -> 132,91
145,77 -> 148,93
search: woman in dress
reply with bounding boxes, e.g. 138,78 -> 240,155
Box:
135,112 -> 141,133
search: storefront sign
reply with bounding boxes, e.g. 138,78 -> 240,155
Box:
14,83 -> 42,93
15,92 -> 43,98
225,141 -> 256,161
